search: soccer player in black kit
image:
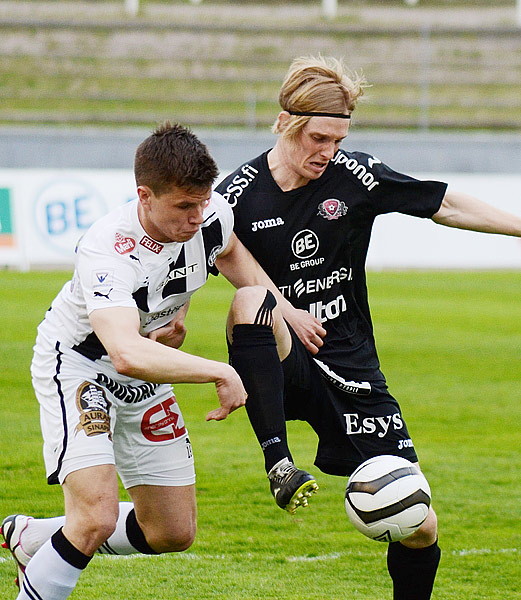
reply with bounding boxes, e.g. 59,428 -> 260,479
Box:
215,55 -> 521,600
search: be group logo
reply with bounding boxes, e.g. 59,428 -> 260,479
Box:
34,178 -> 107,254
291,229 -> 319,259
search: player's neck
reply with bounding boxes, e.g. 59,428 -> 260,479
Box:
267,145 -> 310,192
137,201 -> 170,244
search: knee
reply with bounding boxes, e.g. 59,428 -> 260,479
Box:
66,511 -> 118,555
93,515 -> 118,546
231,285 -> 270,310
229,286 -> 272,325
147,520 -> 197,554
168,523 -> 197,552
401,507 -> 438,549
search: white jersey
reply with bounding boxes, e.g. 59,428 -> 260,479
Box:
36,191 -> 233,364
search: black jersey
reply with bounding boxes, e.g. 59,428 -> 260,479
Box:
216,149 -> 447,381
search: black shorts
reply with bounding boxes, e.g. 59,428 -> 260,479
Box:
282,328 -> 418,477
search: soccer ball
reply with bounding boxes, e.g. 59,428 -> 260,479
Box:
345,455 -> 431,543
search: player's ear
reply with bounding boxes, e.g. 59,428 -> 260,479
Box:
276,111 -> 291,130
137,185 -> 153,207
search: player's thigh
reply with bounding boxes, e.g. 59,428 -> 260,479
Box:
128,483 -> 196,551
32,343 -> 117,485
129,483 -> 196,531
63,464 -> 120,517
62,464 -> 120,554
112,383 -> 196,551
401,463 -> 438,548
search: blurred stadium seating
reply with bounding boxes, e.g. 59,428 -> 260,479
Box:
1,1 -> 520,131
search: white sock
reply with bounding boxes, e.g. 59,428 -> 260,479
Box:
97,501 -> 138,555
17,532 -> 87,600
22,502 -> 138,559
23,516 -> 66,557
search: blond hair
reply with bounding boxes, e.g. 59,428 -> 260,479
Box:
273,55 -> 367,139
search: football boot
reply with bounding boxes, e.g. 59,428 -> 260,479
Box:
268,458 -> 318,514
1,514 -> 33,588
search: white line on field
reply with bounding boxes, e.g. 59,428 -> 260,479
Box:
99,552 -> 342,563
98,548 -> 519,561
287,553 -> 342,562
452,548 -> 518,556
4,549 -> 517,566
100,552 -> 224,560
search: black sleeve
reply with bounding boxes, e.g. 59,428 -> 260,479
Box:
349,152 -> 447,219
372,161 -> 447,218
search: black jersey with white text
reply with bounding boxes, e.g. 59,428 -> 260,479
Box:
216,149 -> 447,381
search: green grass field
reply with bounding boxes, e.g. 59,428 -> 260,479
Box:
1,269 -> 520,599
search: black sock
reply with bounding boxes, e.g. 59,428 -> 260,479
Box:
230,323 -> 291,472
126,509 -> 158,555
387,540 -> 441,600
51,528 -> 92,569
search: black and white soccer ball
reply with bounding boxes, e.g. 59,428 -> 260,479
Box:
345,455 -> 431,543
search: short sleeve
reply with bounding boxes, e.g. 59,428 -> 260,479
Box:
366,156 -> 447,219
76,230 -> 139,315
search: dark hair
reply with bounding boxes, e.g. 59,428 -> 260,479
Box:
134,121 -> 219,195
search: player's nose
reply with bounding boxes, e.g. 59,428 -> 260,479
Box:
320,141 -> 336,160
188,206 -> 205,224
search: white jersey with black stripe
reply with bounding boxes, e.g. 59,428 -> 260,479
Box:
35,192 -> 233,363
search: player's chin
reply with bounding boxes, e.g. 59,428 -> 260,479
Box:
307,163 -> 328,178
177,229 -> 200,242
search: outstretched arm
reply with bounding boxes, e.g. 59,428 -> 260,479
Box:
432,190 -> 521,236
90,306 -> 246,421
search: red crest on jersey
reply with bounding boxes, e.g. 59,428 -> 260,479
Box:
318,199 -> 348,221
114,232 -> 136,254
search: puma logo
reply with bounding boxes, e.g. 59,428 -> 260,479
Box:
94,289 -> 113,300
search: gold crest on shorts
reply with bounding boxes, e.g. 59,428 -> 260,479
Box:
75,381 -> 112,438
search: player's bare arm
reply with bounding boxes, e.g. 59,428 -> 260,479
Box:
147,300 -> 190,349
89,305 -> 246,420
432,190 -> 521,236
216,231 -> 325,354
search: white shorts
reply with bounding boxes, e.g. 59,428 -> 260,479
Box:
31,338 -> 195,488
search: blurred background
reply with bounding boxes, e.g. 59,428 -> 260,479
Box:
1,0 -> 521,268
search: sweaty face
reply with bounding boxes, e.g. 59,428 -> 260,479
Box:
285,117 -> 349,187
138,185 -> 211,243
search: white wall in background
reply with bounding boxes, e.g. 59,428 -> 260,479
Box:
1,170 -> 520,270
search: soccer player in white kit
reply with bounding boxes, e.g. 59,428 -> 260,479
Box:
0,122 -> 280,600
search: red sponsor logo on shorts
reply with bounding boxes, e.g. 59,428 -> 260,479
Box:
139,235 -> 163,254
114,232 -> 136,255
141,396 -> 186,442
